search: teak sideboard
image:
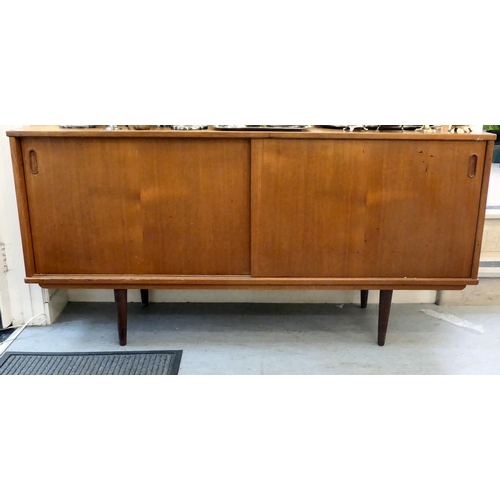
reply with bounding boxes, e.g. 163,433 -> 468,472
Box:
7,126 -> 495,346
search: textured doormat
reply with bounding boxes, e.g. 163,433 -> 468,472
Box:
0,350 -> 183,375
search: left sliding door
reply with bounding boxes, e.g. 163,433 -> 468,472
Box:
21,137 -> 251,276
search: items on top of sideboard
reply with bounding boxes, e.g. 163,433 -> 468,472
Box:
55,125 -> 474,133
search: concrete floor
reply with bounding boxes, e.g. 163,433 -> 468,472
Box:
3,302 -> 500,374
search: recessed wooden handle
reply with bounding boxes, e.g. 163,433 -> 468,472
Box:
468,154 -> 478,178
29,150 -> 39,174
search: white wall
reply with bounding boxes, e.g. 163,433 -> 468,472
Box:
0,243 -> 12,328
0,125 -> 67,326
68,289 -> 437,304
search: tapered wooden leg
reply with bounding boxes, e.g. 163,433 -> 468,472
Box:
140,289 -> 149,307
378,290 -> 393,346
114,289 -> 128,346
360,290 -> 369,309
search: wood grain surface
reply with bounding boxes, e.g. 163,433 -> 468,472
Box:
252,139 -> 488,278
20,137 -> 250,275
9,137 -> 36,276
24,274 -> 473,290
8,129 -> 493,290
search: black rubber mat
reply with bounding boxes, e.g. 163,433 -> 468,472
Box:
0,328 -> 16,344
0,351 -> 182,375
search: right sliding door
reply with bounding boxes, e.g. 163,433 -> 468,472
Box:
251,138 -> 487,278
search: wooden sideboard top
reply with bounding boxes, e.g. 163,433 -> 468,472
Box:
6,126 -> 496,141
